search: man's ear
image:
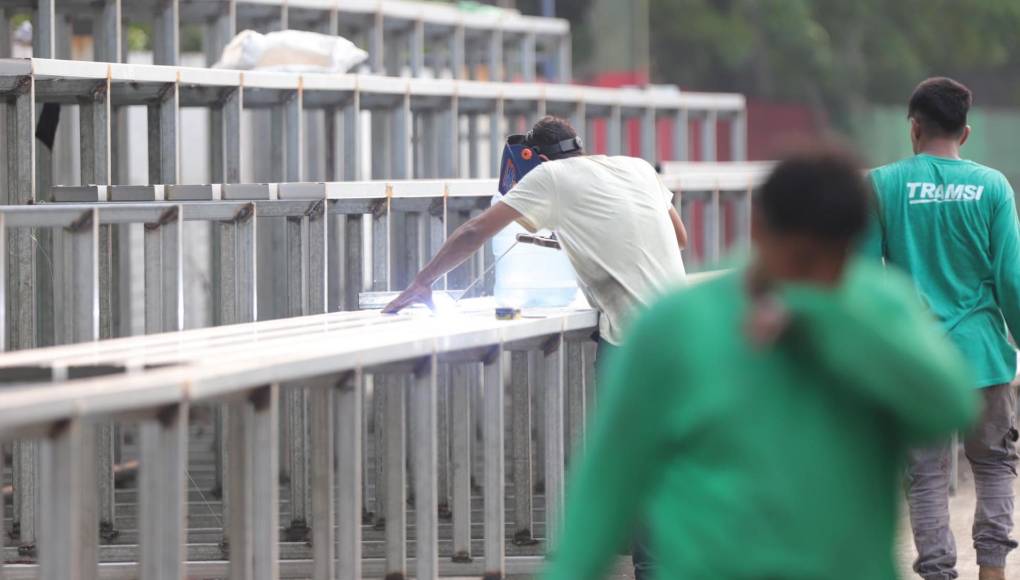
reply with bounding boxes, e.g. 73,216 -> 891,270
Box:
960,125 -> 971,147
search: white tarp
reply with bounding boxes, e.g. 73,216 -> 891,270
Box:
213,29 -> 369,73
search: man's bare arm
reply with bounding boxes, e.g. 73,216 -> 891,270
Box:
383,202 -> 523,313
669,206 -> 688,250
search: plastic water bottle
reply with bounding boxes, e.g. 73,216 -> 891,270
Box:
491,195 -> 579,308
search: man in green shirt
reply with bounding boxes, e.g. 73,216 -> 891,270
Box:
863,77 -> 1020,580
543,149 -> 977,580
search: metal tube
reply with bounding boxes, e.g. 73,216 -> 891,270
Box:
543,334 -> 566,549
701,110 -> 718,162
223,87 -> 243,184
285,89 -> 304,182
147,82 -> 180,185
139,402 -> 188,580
412,355 -> 440,580
251,385 -> 280,580
226,399 -> 253,580
730,111 -> 747,162
39,419 -> 81,580
607,106 -> 623,156
153,0 -> 180,66
565,339 -> 586,459
482,345 -> 505,575
342,213 -> 364,311
342,91 -> 361,181
309,381 -> 335,580
641,107 -> 657,163
335,371 -> 363,580
97,0 -> 122,63
510,351 -> 533,543
382,375 -> 407,577
34,0 -> 55,59
672,109 -> 689,161
450,363 -> 474,562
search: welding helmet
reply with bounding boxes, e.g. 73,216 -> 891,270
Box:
498,131 -> 583,195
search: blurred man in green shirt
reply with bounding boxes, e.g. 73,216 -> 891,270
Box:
864,78 -> 1020,580
543,149 -> 977,580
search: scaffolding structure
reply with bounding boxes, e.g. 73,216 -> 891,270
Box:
0,2 -> 765,578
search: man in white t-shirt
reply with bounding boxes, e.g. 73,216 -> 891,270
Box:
384,116 -> 687,347
384,116 -> 686,579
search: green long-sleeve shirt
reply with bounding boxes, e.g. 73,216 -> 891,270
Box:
543,260 -> 977,580
862,154 -> 1020,387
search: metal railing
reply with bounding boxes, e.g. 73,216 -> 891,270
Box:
1,0 -> 573,82
0,301 -> 599,579
0,58 -> 746,200
660,161 -> 772,268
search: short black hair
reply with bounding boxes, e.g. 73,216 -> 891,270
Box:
527,116 -> 583,159
755,147 -> 870,243
908,77 -> 972,137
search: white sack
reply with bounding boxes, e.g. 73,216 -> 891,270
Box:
213,29 -> 369,73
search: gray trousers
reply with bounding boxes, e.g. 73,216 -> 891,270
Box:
907,383 -> 1020,579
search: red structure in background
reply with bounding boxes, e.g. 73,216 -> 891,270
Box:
746,101 -> 827,160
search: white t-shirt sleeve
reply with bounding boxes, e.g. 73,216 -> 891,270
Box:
501,165 -> 558,232
657,175 -> 676,211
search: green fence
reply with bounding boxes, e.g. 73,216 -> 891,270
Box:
852,104 -> 1020,187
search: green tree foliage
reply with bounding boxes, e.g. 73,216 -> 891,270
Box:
648,0 -> 1020,126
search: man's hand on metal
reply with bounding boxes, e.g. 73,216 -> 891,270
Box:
382,279 -> 434,314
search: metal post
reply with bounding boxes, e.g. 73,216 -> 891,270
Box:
607,106 -> 623,156
410,20 -> 425,77
705,188 -> 721,266
510,351 -> 533,543
557,36 -> 572,83
382,375 -> 407,577
34,0 -> 55,58
147,82 -> 179,185
0,8 -> 9,59
342,213 -> 364,311
97,0 -> 122,63
153,0 -> 180,66
370,11 -> 385,74
701,110 -> 717,162
672,109 -> 689,161
467,114 -> 480,178
543,334 -> 566,548
206,0 -> 236,66
252,385 -> 280,580
226,399 -> 253,580
482,345 -> 506,576
222,87 -> 243,183
286,88 -> 304,182
489,99 -> 505,176
487,28 -> 503,82
39,419 -> 81,580
392,95 -> 412,179
730,110 -> 747,161
139,402 -> 189,580
450,363 -> 474,562
335,371 -> 363,580
310,381 -> 335,580
565,339 -> 586,459
412,355 -> 440,580
450,26 -> 466,79
342,91 -> 361,181
521,33 -> 537,83
641,107 -> 657,163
